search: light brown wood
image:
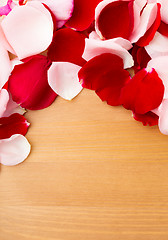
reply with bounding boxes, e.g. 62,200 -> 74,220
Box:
1,89 -> 168,240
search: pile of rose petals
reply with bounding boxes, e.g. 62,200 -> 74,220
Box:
0,0 -> 168,166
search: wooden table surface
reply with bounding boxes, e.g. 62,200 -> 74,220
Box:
1,89 -> 168,240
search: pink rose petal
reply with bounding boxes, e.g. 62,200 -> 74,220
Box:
82,38 -> 134,69
0,89 -> 9,117
1,2 -> 53,59
0,134 -> 30,166
48,62 -> 82,100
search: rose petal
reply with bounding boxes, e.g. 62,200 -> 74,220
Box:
147,56 -> 168,98
131,44 -> 151,72
145,31 -> 168,58
95,0 -> 134,40
133,111 -> 159,126
78,53 -> 131,106
130,3 -> 160,44
82,38 -> 134,69
0,113 -> 29,140
0,134 -> 30,166
1,2 -> 53,59
0,89 -> 9,117
120,68 -> 164,114
0,43 -> 12,89
66,0 -> 102,31
9,55 -> 57,110
48,62 -> 82,100
35,0 -> 74,28
47,28 -> 86,66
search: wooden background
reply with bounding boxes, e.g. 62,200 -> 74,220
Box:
1,89 -> 168,240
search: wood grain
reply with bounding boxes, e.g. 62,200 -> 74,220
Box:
1,89 -> 168,240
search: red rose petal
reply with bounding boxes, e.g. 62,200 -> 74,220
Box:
96,0 -> 134,40
78,53 -> 130,106
158,21 -> 168,37
131,45 -> 151,73
8,55 -> 57,110
65,0 -> 102,31
47,28 -> 86,66
136,3 -> 161,46
133,111 -> 159,126
120,68 -> 164,114
0,113 -> 29,140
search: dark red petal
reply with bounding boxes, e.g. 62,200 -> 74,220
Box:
97,0 -> 134,40
136,3 -> 161,47
158,21 -> 168,37
0,113 -> 29,140
65,0 -> 102,31
47,28 -> 86,66
78,53 -> 130,106
133,111 -> 159,126
131,44 -> 151,73
8,55 -> 57,110
120,68 -> 164,114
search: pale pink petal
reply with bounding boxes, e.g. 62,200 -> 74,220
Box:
35,0 -> 74,27
89,31 -> 101,40
130,3 -> 158,43
48,62 -> 82,100
153,100 -> 168,135
0,89 -> 9,117
2,92 -> 26,117
147,56 -> 168,98
151,0 -> 168,24
134,0 -> 147,10
0,43 -> 12,89
145,31 -> 168,58
0,22 -> 15,54
0,134 -> 30,166
82,38 -> 134,69
1,2 -> 53,59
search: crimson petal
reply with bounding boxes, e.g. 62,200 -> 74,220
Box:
0,113 -> 29,140
96,0 -> 134,40
65,0 -> 102,31
47,28 -> 86,66
133,111 -> 159,126
8,55 -> 57,110
78,53 -> 130,106
120,68 -> 164,114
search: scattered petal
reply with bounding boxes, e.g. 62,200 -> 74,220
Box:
78,53 -> 130,106
47,28 -> 86,66
1,2 -> 53,59
9,55 -> 57,110
48,62 -> 82,100
133,111 -> 159,126
120,68 -> 164,114
0,134 -> 30,166
82,38 -> 134,69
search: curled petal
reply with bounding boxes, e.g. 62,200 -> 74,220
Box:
48,62 -> 82,100
66,0 -> 102,31
47,28 -> 86,66
130,3 -> 160,45
82,38 -> 134,69
1,2 -> 53,59
0,113 -> 29,140
145,31 -> 168,58
9,55 -> 57,110
120,68 -> 164,114
0,134 -> 30,166
95,0 -> 134,40
78,53 -> 131,106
